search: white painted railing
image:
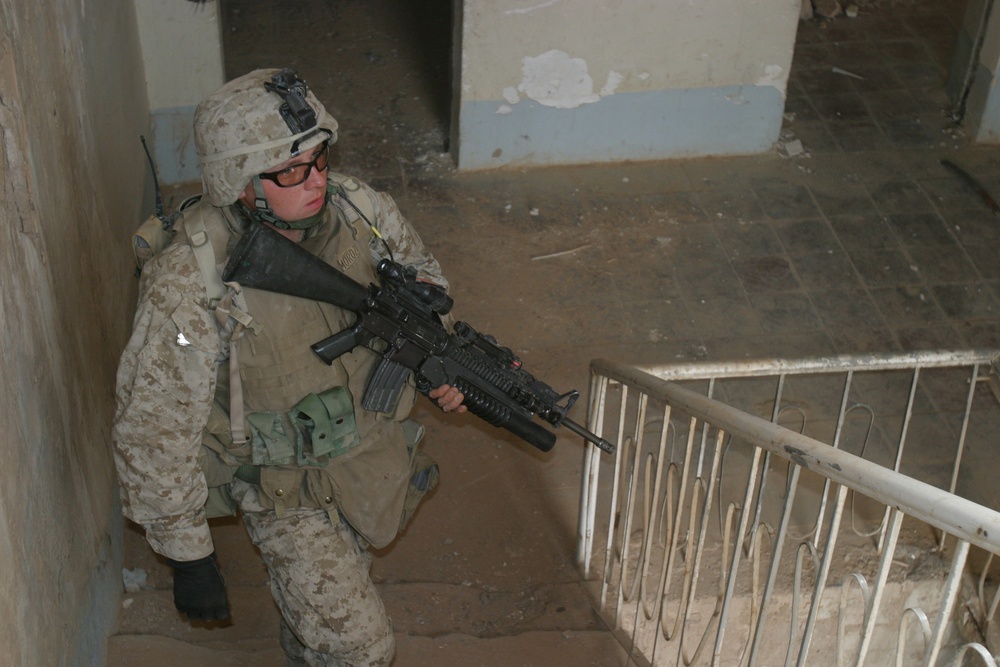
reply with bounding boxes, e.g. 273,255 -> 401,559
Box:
578,351 -> 1000,666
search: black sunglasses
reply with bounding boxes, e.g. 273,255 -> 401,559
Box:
258,142 -> 330,187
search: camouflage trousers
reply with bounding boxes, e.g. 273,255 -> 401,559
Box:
230,479 -> 394,667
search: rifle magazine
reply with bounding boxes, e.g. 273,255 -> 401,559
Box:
362,357 -> 412,413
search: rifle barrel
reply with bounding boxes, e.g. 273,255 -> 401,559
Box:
560,418 -> 616,454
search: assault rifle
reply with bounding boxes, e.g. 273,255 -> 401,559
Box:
222,222 -> 615,455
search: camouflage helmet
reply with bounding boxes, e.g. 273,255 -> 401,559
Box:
194,68 -> 339,206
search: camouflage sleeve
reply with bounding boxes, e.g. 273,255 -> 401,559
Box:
364,183 -> 450,291
111,243 -> 220,561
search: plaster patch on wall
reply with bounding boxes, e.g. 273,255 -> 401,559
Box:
756,64 -> 786,92
503,87 -> 520,104
497,105 -> 513,115
600,71 -> 624,97
518,50 -> 602,109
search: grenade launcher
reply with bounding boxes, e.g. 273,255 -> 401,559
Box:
222,222 -> 615,455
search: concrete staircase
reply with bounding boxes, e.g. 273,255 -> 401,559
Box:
107,416 -> 630,667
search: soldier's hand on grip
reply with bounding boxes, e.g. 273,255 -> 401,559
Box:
428,383 -> 466,413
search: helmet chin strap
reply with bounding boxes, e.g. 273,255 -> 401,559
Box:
248,176 -> 283,227
242,175 -> 327,231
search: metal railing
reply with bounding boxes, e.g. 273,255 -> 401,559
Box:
578,350 -> 1000,667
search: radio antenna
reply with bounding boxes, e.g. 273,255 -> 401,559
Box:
139,135 -> 166,223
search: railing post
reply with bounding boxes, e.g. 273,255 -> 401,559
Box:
582,352 -> 1000,667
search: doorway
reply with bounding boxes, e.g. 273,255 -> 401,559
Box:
217,0 -> 455,178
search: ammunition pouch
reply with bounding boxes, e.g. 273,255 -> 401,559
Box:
199,386 -> 362,519
246,386 -> 361,467
291,390 -> 361,461
200,384 -> 417,547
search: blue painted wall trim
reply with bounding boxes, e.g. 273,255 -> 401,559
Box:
457,85 -> 785,170
150,105 -> 201,185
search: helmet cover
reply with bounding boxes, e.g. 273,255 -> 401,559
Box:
194,68 -> 339,206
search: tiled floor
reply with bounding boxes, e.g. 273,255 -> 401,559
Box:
730,1 -> 1000,360
215,0 -> 1000,369
787,3 -> 959,154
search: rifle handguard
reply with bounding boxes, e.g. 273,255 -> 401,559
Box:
444,377 -> 555,452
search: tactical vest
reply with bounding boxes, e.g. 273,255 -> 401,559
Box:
175,175 -> 416,548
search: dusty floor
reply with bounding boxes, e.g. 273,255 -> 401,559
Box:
109,0 -> 1000,665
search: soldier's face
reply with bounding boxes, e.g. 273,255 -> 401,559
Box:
239,143 -> 329,223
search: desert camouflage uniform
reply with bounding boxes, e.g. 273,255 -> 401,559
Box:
112,175 -> 447,666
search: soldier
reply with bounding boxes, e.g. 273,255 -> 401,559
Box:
112,67 -> 463,666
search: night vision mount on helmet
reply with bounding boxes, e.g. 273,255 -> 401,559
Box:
264,69 -> 318,136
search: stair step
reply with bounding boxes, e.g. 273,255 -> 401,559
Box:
395,630 -> 630,666
381,581 -> 602,636
116,579 -> 602,641
107,635 -> 282,667
115,587 -> 279,644
108,630 -> 629,667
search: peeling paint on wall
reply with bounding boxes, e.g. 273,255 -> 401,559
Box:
601,71 -> 624,97
511,49 -> 621,110
520,50 -> 599,108
756,64 -> 786,92
460,0 -> 801,168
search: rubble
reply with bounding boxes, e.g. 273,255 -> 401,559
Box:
803,0 -> 872,20
778,139 -> 805,158
813,0 -> 843,19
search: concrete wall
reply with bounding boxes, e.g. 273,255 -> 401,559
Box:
453,0 -> 801,170
135,0 -> 225,185
0,0 -> 151,664
957,0 -> 1000,143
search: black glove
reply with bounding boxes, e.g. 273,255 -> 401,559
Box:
166,552 -> 231,621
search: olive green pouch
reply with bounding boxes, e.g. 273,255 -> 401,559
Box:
292,387 -> 361,462
247,412 -> 295,465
